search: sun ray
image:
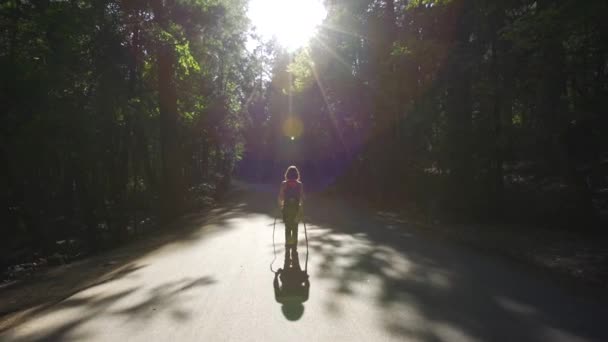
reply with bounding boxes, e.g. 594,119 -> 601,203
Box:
288,53 -> 294,117
309,59 -> 349,154
311,36 -> 353,72
319,23 -> 366,40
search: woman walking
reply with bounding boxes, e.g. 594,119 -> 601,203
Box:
278,166 -> 304,248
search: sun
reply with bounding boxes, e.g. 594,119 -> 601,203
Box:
248,0 -> 327,52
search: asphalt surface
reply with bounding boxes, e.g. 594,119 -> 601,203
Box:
2,183 -> 607,342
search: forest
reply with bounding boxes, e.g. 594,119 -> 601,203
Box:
1,0 -> 607,275
242,0 -> 608,226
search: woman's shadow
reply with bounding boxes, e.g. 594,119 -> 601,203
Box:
273,245 -> 310,321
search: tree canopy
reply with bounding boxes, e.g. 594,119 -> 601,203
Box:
1,0 -> 259,258
241,0 -> 608,225
1,0 -> 607,268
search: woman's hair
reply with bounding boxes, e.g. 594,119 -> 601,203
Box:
284,165 -> 301,181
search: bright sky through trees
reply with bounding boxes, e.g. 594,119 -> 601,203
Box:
247,0 -> 327,51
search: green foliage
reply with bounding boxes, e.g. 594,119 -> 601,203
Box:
390,42 -> 412,57
407,0 -> 453,9
287,49 -> 315,92
176,41 -> 201,75
0,0 -> 262,256
250,0 -> 608,225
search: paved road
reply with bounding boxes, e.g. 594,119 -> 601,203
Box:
2,183 -> 607,342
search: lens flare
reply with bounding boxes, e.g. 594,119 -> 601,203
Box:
282,116 -> 303,139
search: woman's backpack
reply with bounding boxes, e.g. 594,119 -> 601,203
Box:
284,180 -> 301,205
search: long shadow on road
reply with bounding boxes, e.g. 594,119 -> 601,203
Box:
2,182 -> 607,341
237,182 -> 608,342
0,182 -> 294,340
4,276 -> 216,342
0,185 -> 251,336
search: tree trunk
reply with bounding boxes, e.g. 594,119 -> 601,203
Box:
443,0 -> 474,220
154,0 -> 183,222
490,14 -> 505,219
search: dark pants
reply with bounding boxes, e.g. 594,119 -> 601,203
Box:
283,202 -> 299,246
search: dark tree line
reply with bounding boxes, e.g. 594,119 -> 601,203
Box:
242,0 -> 608,226
2,0 -> 607,272
1,0 -> 258,265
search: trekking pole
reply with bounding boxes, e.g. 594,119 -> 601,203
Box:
302,207 -> 309,274
270,208 -> 279,273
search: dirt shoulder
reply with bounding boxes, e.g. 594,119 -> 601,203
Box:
420,223 -> 608,290
0,203 -> 231,333
327,189 -> 608,298
373,208 -> 608,298
0,229 -> 172,333
0,183 -> 241,333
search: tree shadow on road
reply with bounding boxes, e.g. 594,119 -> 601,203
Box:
4,182 -> 608,341
0,184 -> 252,334
1,275 -> 216,342
234,182 -> 608,341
